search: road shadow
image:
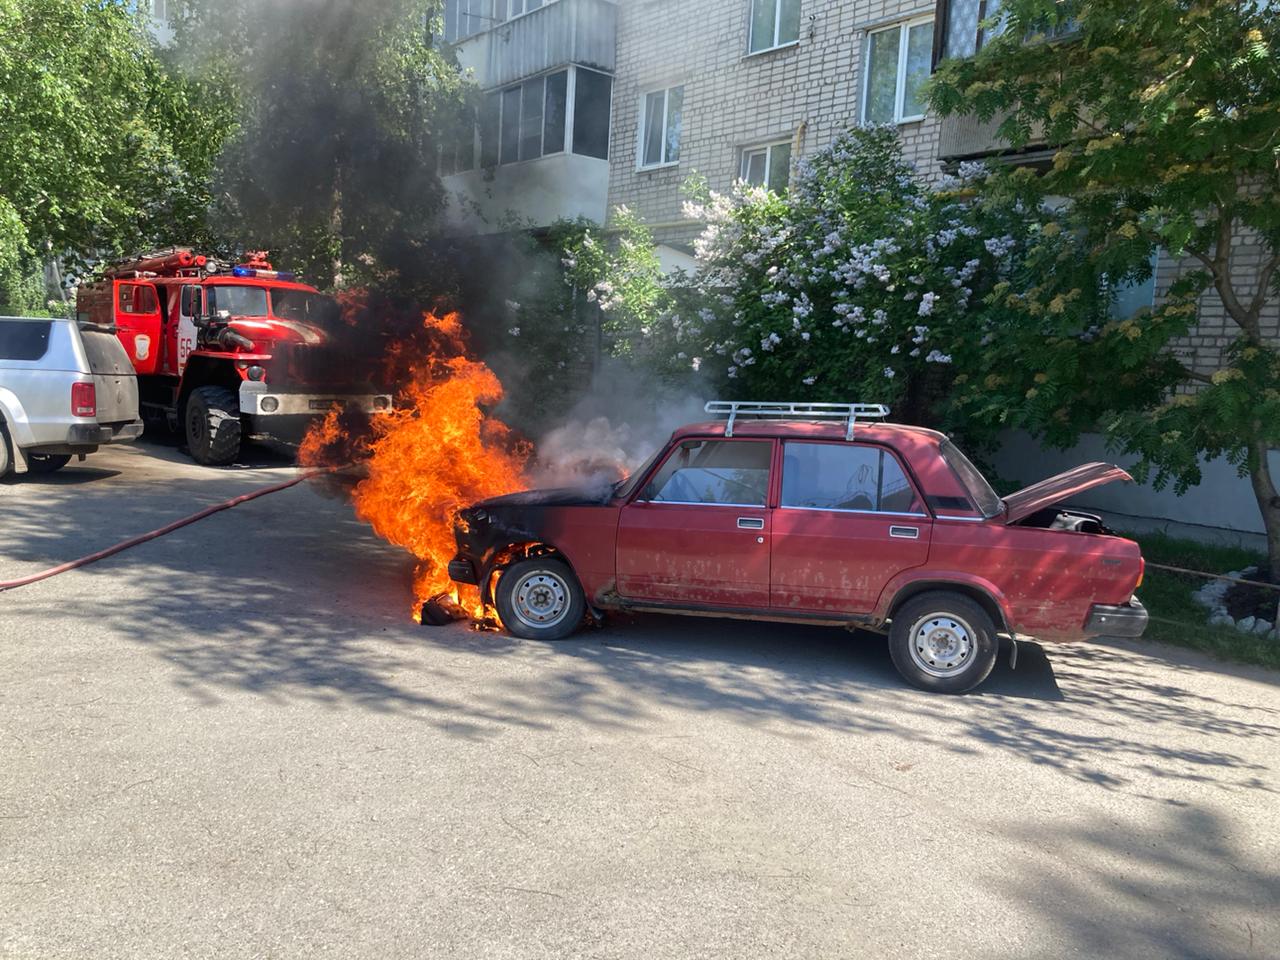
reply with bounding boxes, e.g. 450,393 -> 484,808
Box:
980,803 -> 1279,959
3,476 -> 1276,798
0,466 -> 121,486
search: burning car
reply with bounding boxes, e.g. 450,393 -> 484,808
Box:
448,401 -> 1147,693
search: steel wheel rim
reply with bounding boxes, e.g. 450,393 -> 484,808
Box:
188,405 -> 205,444
511,569 -> 570,629
908,613 -> 976,678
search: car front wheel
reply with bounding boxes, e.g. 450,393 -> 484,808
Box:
494,557 -> 586,641
888,591 -> 1000,694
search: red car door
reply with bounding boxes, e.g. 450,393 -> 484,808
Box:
616,437 -> 774,606
771,440 -> 932,613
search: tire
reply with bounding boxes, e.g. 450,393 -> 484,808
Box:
27,454 -> 71,474
184,386 -> 242,466
494,557 -> 586,641
0,427 -> 10,478
888,591 -> 1000,694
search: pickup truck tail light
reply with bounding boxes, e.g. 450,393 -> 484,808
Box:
1135,555 -> 1145,590
71,381 -> 96,418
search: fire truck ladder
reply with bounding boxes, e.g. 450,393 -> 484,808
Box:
704,400 -> 890,441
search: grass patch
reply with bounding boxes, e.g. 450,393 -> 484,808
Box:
1121,530 -> 1280,671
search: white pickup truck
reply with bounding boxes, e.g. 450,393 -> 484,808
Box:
0,315 -> 144,477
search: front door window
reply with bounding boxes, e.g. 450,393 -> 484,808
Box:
640,439 -> 771,506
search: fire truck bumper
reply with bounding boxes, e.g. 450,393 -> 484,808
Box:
238,384 -> 393,442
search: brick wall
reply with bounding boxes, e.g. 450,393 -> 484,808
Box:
607,0 -> 942,245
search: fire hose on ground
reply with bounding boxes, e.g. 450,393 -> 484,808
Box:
0,469 -> 333,594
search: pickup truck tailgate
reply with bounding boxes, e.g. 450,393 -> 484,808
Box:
80,328 -> 139,423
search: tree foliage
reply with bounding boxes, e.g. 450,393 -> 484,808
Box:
169,0 -> 470,291
930,0 -> 1280,575
0,0 -> 231,308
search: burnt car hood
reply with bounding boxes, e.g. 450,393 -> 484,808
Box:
1003,462 -> 1133,524
474,483 -> 617,510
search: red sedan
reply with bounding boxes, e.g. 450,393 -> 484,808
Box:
449,402 -> 1146,693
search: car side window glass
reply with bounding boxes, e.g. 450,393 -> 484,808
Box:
781,442 -> 922,514
641,439 -> 772,506
0,319 -> 53,361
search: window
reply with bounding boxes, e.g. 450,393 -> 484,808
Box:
740,141 -> 792,193
500,0 -> 548,18
781,443 -> 923,514
443,0 -> 490,43
116,283 -> 158,315
270,289 -> 341,328
748,0 -> 801,54
639,86 -> 684,168
1109,249 -> 1160,319
863,18 -> 934,124
206,285 -> 268,318
477,67 -> 610,168
0,319 -> 52,362
938,0 -> 1077,61
938,439 -> 1003,518
486,71 -> 569,166
641,439 -> 772,506
573,68 -> 613,159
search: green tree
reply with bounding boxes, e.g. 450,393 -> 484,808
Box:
0,0 -> 231,309
169,0 -> 470,291
929,0 -> 1280,577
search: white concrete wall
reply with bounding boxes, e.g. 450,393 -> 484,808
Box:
442,153 -> 610,232
991,430 -> 1279,546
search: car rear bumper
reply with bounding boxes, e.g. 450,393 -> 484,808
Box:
25,420 -> 143,454
1084,597 -> 1148,638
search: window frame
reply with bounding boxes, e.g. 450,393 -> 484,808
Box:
490,69 -> 571,167
861,15 -> 935,126
739,140 -> 793,192
747,0 -> 802,56
635,438 -> 775,508
637,84 -> 684,171
778,440 -> 929,518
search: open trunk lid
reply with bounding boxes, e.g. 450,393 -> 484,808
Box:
1003,462 -> 1133,524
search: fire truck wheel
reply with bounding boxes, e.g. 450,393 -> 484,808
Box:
185,386 -> 242,466
26,454 -> 71,474
495,557 -> 586,641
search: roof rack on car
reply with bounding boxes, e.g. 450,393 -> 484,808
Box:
704,400 -> 890,441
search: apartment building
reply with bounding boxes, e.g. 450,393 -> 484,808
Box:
438,0 -> 619,231
607,0 -> 942,264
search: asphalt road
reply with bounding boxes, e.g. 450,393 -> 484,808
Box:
2,440 -> 1278,959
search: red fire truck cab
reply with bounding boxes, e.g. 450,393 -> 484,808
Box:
77,250 -> 391,465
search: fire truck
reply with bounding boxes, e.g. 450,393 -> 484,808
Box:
77,250 -> 392,465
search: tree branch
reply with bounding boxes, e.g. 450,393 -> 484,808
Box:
1247,251 -> 1280,320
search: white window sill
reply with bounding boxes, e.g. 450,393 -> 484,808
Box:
743,40 -> 800,60
636,161 -> 680,173
860,114 -> 927,126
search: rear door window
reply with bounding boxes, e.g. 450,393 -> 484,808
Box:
781,442 -> 924,514
641,439 -> 773,506
0,319 -> 53,361
80,328 -> 132,376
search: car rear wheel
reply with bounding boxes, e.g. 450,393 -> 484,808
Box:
185,386 -> 241,466
27,454 -> 71,474
494,557 -> 586,641
888,591 -> 1000,694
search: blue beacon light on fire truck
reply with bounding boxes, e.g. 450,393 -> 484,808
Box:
231,266 -> 296,281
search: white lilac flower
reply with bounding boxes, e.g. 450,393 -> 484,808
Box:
801,331 -> 810,341
890,344 -> 900,354
925,350 -> 952,363
803,376 -> 816,385
761,332 -> 782,352
918,292 -> 938,317
883,366 -> 896,379
691,357 -> 702,371
508,327 -> 520,337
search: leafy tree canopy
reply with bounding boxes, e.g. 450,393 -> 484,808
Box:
930,0 -> 1280,575
0,0 -> 232,306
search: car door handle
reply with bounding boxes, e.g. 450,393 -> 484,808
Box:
737,517 -> 765,529
889,525 -> 920,539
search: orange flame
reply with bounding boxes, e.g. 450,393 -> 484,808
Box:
302,311 -> 529,617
